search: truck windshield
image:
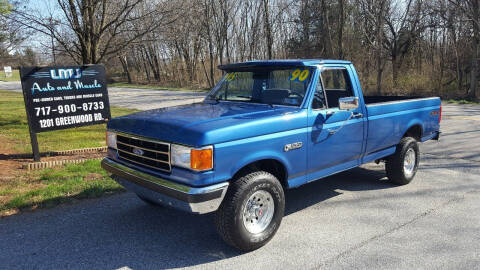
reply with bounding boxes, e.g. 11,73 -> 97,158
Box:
206,67 -> 314,107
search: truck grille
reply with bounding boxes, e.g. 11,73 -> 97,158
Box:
116,133 -> 171,172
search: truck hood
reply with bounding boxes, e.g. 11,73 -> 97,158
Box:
107,101 -> 306,146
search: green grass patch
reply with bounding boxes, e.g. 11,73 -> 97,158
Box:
444,99 -> 480,105
0,160 -> 124,214
0,90 -> 138,153
0,69 -> 20,81
109,82 -> 208,92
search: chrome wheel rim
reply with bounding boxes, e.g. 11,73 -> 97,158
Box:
404,148 -> 416,177
242,190 -> 275,234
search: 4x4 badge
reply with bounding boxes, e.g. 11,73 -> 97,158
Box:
284,142 -> 303,152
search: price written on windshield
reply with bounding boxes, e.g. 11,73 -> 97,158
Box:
34,101 -> 105,116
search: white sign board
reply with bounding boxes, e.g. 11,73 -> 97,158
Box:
4,66 -> 12,78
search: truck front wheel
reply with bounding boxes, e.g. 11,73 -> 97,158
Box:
214,170 -> 285,251
385,137 -> 420,185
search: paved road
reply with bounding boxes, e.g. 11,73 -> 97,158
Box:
0,81 -> 206,110
0,81 -> 21,91
1,80 -> 479,269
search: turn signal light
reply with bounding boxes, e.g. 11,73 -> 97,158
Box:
191,148 -> 213,170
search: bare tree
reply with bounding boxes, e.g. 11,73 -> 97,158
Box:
448,0 -> 479,98
383,0 -> 426,87
262,0 -> 273,59
4,0 -> 478,99
0,0 -> 25,56
357,0 -> 389,94
10,0 -> 176,64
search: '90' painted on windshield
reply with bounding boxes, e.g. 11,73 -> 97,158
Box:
290,69 -> 310,82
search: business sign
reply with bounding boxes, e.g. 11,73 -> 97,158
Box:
20,65 -> 111,133
4,66 -> 12,77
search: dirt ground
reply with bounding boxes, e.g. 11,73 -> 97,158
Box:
0,135 -> 109,216
0,135 -> 106,179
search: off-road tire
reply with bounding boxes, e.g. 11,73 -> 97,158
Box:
215,170 -> 285,251
385,137 -> 420,185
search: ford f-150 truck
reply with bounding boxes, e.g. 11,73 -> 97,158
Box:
102,59 -> 441,251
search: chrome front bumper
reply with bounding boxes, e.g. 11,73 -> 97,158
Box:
101,158 -> 229,214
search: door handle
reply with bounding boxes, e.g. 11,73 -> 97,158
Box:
352,112 -> 363,118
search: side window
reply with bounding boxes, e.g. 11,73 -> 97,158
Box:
312,78 -> 326,109
320,69 -> 354,108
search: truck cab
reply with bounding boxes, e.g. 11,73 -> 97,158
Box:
102,59 -> 441,251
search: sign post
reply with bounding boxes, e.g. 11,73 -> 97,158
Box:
22,85 -> 41,161
4,66 -> 12,78
20,65 -> 111,161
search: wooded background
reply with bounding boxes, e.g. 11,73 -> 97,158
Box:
1,0 -> 479,99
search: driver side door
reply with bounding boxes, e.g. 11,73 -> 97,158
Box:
306,66 -> 366,182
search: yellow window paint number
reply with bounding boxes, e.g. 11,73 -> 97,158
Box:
290,69 -> 310,82
299,69 -> 309,81
226,72 -> 237,82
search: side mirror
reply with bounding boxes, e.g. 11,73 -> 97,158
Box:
338,96 -> 359,110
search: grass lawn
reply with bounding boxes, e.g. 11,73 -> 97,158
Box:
0,89 -> 140,216
109,82 -> 208,92
0,160 -> 123,216
0,69 -> 20,81
0,90 -> 138,153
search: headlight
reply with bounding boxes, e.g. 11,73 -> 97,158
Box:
171,144 -> 213,171
106,131 -> 117,149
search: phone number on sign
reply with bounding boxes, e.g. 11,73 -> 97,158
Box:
34,102 -> 105,116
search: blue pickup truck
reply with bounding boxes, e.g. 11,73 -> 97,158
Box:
102,59 -> 441,251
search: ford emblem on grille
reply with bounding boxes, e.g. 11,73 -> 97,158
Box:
132,147 -> 144,156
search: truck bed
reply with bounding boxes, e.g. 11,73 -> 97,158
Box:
364,96 -> 424,105
362,96 -> 441,163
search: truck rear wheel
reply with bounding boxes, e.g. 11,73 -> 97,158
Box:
214,170 -> 285,251
385,137 -> 420,185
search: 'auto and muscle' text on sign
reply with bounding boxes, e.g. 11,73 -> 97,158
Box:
20,65 -> 111,133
